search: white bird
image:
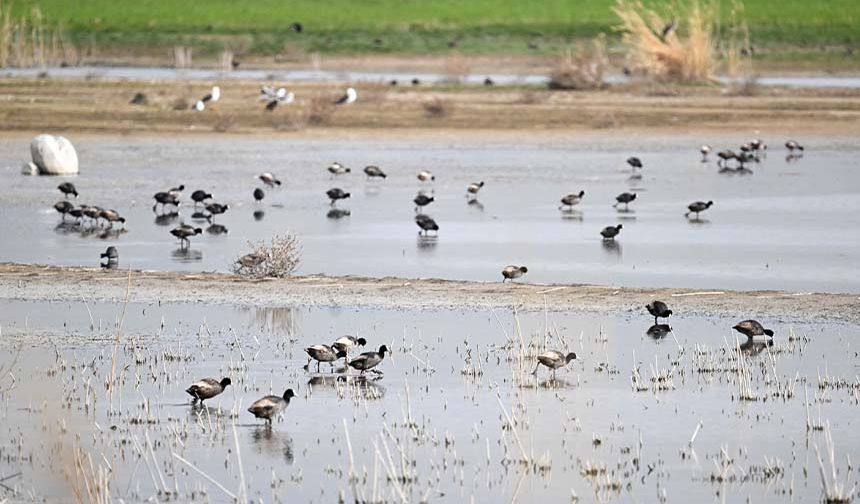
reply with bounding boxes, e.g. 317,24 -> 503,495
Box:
327,162 -> 351,176
192,85 -> 220,111
260,86 -> 294,111
334,87 -> 357,105
417,170 -> 435,182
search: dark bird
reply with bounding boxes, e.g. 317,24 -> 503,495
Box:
259,86 -> 294,111
153,191 -> 180,212
170,225 -> 202,248
413,193 -> 435,212
626,157 -> 643,169
248,389 -> 295,424
253,188 -> 265,203
191,190 -> 213,207
327,162 -> 351,176
100,246 -> 119,262
186,377 -> 231,404
750,139 -> 766,151
415,214 -> 439,235
334,87 -> 357,105
258,172 -> 282,187
559,190 -> 585,210
411,78 -> 421,86
289,22 -> 303,32
327,188 -> 350,206
532,350 -> 577,378
58,182 -> 78,199
502,265 -> 528,283
364,165 -> 387,179
205,202 -> 229,222
348,345 -> 389,374
600,224 -> 623,240
645,300 -> 672,325
236,253 -> 266,269
484,77 -> 495,86
613,192 -> 637,210
193,86 -> 220,111
785,140 -> 804,152
54,200 -> 74,219
98,208 -> 126,228
685,200 -> 713,219
68,206 -> 85,222
304,345 -> 347,371
733,320 -> 774,339
466,181 -> 484,197
717,150 -> 736,167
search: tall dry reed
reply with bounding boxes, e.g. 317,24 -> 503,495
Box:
0,1 -> 75,67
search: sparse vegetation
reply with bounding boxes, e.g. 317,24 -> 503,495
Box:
232,233 -> 301,278
548,34 -> 608,90
422,97 -> 452,118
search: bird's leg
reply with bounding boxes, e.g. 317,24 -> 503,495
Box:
531,363 -> 540,376
654,316 -> 658,325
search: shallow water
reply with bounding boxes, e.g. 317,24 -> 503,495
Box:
0,298 -> 857,502
5,65 -> 860,89
2,135 -> 859,292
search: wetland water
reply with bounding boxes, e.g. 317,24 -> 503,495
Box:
1,135 -> 859,292
0,298 -> 857,502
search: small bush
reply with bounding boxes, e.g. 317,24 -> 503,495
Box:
423,97 -> 452,118
548,35 -> 608,90
232,234 -> 301,278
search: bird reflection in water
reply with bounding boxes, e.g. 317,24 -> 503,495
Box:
739,338 -> 774,357
154,212 -> 180,226
171,247 -> 203,263
646,324 -> 673,340
250,426 -> 294,463
601,239 -> 621,256
253,210 -> 265,221
559,209 -> 583,221
327,208 -> 351,220
206,223 -> 228,235
417,235 -> 438,251
467,198 -> 485,212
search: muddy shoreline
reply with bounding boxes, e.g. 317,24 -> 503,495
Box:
1,263 -> 856,323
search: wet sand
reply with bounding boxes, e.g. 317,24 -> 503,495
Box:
1,263 -> 858,323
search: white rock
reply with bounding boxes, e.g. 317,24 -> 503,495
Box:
20,162 -> 38,175
30,134 -> 79,175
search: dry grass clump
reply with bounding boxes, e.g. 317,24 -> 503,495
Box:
423,97 -> 453,118
442,51 -> 469,84
0,2 -> 76,67
232,234 -> 301,278
548,34 -> 608,90
306,93 -> 335,125
613,0 -> 718,82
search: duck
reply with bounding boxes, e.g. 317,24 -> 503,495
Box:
253,188 -> 265,203
258,172 -> 282,187
334,87 -> 357,105
700,145 -> 711,161
785,140 -> 804,153
332,336 -> 367,355
327,162 -> 351,176
750,139 -> 766,151
559,190 -> 585,210
732,320 -> 774,339
364,165 -> 387,179
413,193 -> 434,212
236,253 -> 266,269
326,188 -> 350,205
716,150 -> 736,167
417,170 -> 435,182
153,191 -> 181,212
466,181 -> 484,197
613,192 -> 637,210
170,225 -> 202,247
685,200 -> 713,219
82,205 -> 102,223
502,265 -> 528,283
191,190 -> 213,207
98,209 -> 126,228
304,345 -> 347,371
168,184 -> 185,196
186,377 -> 231,404
248,389 -> 295,424
600,224 -> 622,240
415,214 -> 439,235
532,350 -> 577,378
204,202 -> 229,222
626,157 -> 643,169
58,182 -> 78,199
645,300 -> 672,325
54,200 -> 74,219
259,86 -> 294,111
348,345 -> 389,374
100,246 -> 119,263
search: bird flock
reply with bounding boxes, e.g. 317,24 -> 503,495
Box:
183,84 -> 358,112
50,136 -> 804,278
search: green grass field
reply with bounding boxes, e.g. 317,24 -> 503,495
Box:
10,0 -> 860,57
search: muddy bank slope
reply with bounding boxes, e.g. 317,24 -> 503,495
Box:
0,263 -> 857,323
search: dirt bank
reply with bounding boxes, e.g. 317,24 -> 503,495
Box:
2,77 -> 860,135
1,263 -> 857,323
